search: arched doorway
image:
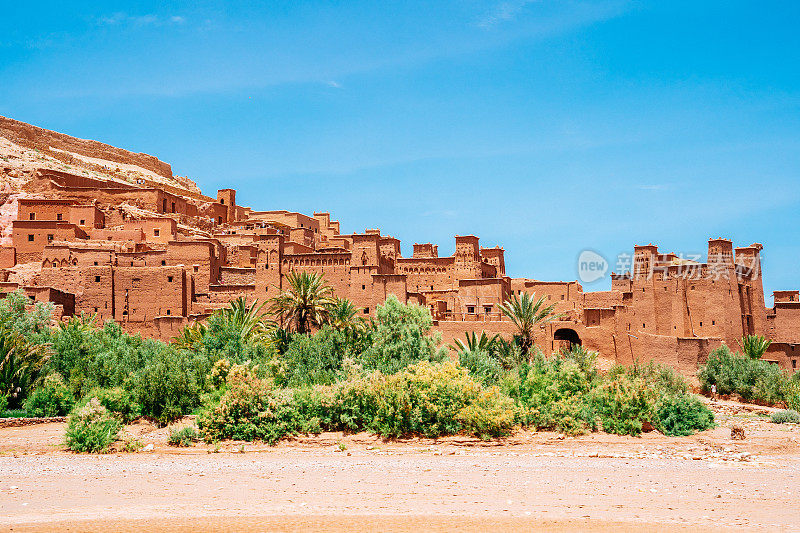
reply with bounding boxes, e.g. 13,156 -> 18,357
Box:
554,328 -> 581,350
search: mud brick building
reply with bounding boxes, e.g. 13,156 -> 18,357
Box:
1,168 -> 798,377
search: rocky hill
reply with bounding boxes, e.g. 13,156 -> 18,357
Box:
0,115 -> 203,244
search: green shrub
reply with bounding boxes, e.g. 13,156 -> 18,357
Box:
770,409 -> 800,424
501,358 -> 596,434
168,425 -> 199,446
78,387 -> 140,423
370,361 -> 514,439
277,327 -> 350,387
65,397 -> 121,453
133,345 -> 206,425
588,376 -> 653,436
0,394 -> 7,413
699,345 -> 788,403
653,394 -> 715,436
198,371 -> 320,445
357,296 -> 446,374
455,387 -> 517,439
458,348 -> 502,386
23,375 -> 75,417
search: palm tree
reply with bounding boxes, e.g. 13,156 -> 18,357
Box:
497,292 -> 561,356
172,321 -> 207,350
739,334 -> 772,360
451,331 -> 500,355
218,297 -> 273,345
328,297 -> 365,333
269,271 -> 335,334
0,326 -> 51,406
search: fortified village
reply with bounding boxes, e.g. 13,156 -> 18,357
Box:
1,116 -> 798,377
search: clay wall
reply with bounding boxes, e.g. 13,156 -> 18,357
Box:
114,266 -> 187,322
69,205 -> 105,229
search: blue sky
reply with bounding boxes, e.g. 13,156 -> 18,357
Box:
1,1 -> 798,301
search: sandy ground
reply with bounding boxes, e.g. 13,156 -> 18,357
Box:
1,401 -> 798,532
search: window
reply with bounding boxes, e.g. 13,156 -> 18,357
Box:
95,276 -> 101,282
220,199 -> 225,205
28,234 -> 34,242
161,260 -> 166,266
162,199 -> 168,212
154,229 -> 160,237
362,284 -> 366,290
56,213 -> 62,221
94,261 -> 98,266
218,217 -> 222,224
47,234 -> 54,241
467,306 -> 475,314
171,202 -> 175,213
484,306 -> 492,314
29,213 -> 35,220
793,360 -> 797,369
167,276 -> 173,282
94,307 -> 98,312
80,220 -> 85,225
193,265 -> 199,273
363,308 -> 369,314
712,320 -> 716,325
166,310 -> 171,315
643,323 -> 646,328
699,322 -> 703,326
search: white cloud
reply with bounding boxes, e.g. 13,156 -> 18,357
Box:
96,13 -> 186,28
326,80 -> 342,89
478,0 -> 538,29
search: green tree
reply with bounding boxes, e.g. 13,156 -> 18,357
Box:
269,271 -> 334,334
359,295 -> 445,374
0,326 -> 52,407
739,334 -> 772,360
497,292 -> 561,356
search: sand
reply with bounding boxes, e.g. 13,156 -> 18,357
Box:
1,401 -> 798,532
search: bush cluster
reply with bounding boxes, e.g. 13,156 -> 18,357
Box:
699,345 -> 798,407
1,287 -> 722,447
771,409 -> 800,424
499,354 -> 713,437
22,375 -> 74,417
65,397 -> 121,453
168,425 -> 199,446
199,360 -> 516,444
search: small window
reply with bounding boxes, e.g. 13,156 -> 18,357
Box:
95,276 -> 101,282
218,217 -> 222,224
27,234 -> 34,242
94,261 -> 98,266
793,360 -> 797,369
193,265 -> 199,273
166,310 -> 171,315
167,276 -> 174,282
171,202 -> 175,213
643,323 -> 646,328
362,284 -> 366,290
363,308 -> 369,314
484,306 -> 492,314
94,307 -> 98,312
712,320 -> 716,325
220,199 -> 225,205
467,306 -> 475,314
154,229 -> 160,237
47,234 -> 54,241
80,219 -> 85,225
29,213 -> 35,220
56,213 -> 62,221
